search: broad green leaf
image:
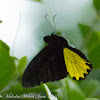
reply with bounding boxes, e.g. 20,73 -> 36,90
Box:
14,56 -> 27,83
86,69 -> 100,97
0,42 -> 15,91
79,80 -> 99,98
88,45 -> 100,69
2,83 -> 46,100
59,77 -> 85,100
78,24 -> 90,38
86,68 -> 100,81
0,40 -> 10,51
3,83 -> 46,95
65,77 -> 85,100
3,82 -> 60,97
84,98 -> 99,100
93,0 -> 100,10
46,81 -> 61,90
87,32 -> 100,69
17,56 -> 27,74
87,32 -> 100,50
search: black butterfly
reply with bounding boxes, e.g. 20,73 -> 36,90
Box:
22,33 -> 92,87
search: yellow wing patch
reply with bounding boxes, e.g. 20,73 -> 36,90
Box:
63,48 -> 91,80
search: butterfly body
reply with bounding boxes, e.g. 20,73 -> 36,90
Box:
22,33 -> 92,87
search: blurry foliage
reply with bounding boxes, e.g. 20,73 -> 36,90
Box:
0,20 -> 2,23
88,32 -> 100,69
0,40 -> 15,91
93,0 -> 100,11
17,56 -> 27,74
30,0 -> 42,3
34,0 -> 41,2
78,24 -> 90,39
0,0 -> 100,100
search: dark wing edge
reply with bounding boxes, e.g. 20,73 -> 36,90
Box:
22,44 -> 67,88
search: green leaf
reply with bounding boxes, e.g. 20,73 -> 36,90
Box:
0,43 -> 15,91
93,0 -> 100,10
87,68 -> 100,81
87,32 -> 100,69
78,24 -> 90,38
59,77 -> 85,100
56,32 -> 61,36
86,69 -> 100,97
79,80 -> 99,98
84,98 -> 99,100
3,82 -> 46,95
0,40 -> 10,51
88,45 -> 100,69
87,32 -> 99,49
65,77 -> 85,100
17,56 -> 27,74
0,20 -> 2,23
46,81 -> 61,90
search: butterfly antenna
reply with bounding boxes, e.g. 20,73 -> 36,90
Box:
45,14 -> 56,32
53,15 -> 57,31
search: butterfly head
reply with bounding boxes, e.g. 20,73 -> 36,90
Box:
51,32 -> 56,36
44,33 -> 69,47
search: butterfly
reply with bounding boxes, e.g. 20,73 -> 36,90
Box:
22,33 -> 92,87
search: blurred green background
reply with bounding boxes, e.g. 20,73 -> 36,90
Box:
0,0 -> 100,100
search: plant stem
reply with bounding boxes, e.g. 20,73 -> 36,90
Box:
43,84 -> 58,100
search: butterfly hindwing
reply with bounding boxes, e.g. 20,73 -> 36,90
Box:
22,44 -> 67,87
63,46 -> 92,80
